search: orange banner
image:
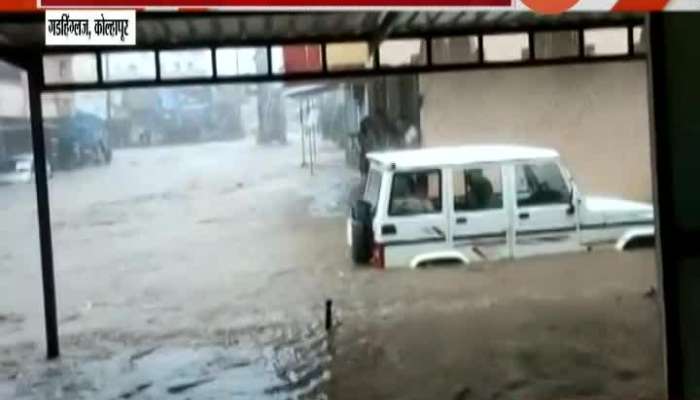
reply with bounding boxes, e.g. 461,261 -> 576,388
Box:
0,0 -> 37,11
612,0 -> 670,11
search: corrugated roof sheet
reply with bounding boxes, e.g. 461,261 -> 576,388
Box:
0,11 -> 644,50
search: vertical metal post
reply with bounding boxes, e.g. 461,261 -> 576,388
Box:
325,299 -> 333,331
372,43 -> 380,70
211,47 -> 218,78
577,28 -> 585,59
266,45 -> 273,75
627,25 -> 635,56
425,36 -> 433,67
646,13 -> 691,399
527,31 -> 536,60
27,56 -> 60,360
154,50 -> 161,82
95,51 -> 103,83
321,43 -> 328,73
477,34 -> 484,64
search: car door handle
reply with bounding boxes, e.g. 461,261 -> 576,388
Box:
381,224 -> 397,235
518,212 -> 530,220
455,217 -> 468,224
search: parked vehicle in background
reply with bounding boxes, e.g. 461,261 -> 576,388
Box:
54,111 -> 112,170
348,145 -> 655,269
0,153 -> 52,184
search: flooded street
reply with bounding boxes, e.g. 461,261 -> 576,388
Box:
0,134 -> 664,399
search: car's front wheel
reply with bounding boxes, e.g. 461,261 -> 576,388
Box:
350,201 -> 373,264
350,220 -> 372,264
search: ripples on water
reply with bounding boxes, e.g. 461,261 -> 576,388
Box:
6,326 -> 333,400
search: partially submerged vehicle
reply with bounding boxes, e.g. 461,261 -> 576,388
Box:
0,153 -> 52,184
348,145 -> 655,268
54,111 -> 112,170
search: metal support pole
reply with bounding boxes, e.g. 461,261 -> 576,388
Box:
627,25 -> 635,56
95,51 -> 103,83
266,45 -> 273,75
646,13 -> 700,398
321,43 -> 328,73
27,57 -> 60,360
325,299 -> 333,331
155,50 -> 161,82
372,42 -> 380,70
211,47 -> 218,78
425,36 -> 433,67
477,34 -> 484,64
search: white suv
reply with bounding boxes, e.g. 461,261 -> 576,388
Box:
348,145 -> 654,269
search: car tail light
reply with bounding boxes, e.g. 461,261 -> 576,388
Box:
371,243 -> 385,269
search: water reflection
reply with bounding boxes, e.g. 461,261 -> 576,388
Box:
6,325 -> 332,399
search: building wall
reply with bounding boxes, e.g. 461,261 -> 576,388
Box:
327,42 -> 371,69
0,79 -> 28,118
0,61 -> 29,119
419,61 -> 651,201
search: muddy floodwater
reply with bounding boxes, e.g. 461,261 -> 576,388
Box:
0,135 -> 664,399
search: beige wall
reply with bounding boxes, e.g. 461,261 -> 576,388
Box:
0,78 -> 28,118
419,61 -> 652,202
327,42 -> 371,70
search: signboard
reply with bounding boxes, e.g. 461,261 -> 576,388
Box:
45,10 -> 135,46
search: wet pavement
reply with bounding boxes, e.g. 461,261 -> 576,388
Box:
3,325 -> 333,400
0,134 -> 665,399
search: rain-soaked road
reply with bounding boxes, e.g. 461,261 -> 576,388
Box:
0,135 -> 664,399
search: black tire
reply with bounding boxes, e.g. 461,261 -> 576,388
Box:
350,200 -> 374,264
351,219 -> 372,264
624,235 -> 655,250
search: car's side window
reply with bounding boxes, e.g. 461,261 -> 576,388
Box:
453,165 -> 503,211
516,162 -> 570,207
389,170 -> 442,216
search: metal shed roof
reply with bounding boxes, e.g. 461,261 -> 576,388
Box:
0,11 -> 644,50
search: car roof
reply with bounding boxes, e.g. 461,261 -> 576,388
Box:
367,145 -> 559,170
